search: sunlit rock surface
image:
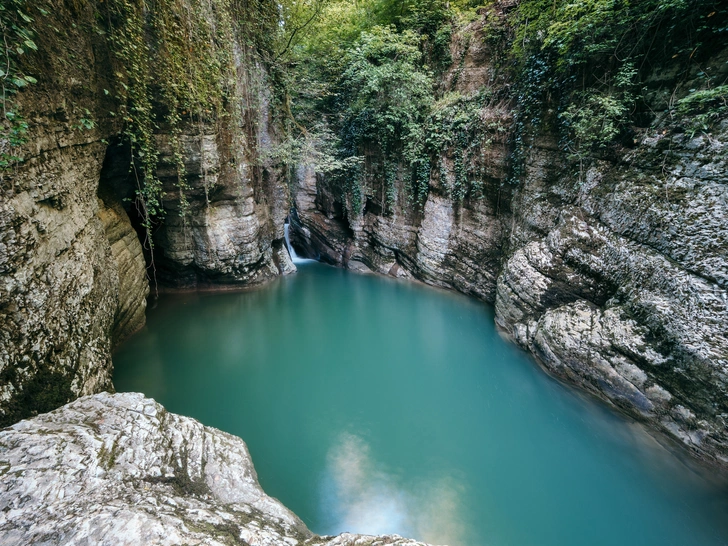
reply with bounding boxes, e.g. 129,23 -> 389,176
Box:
0,393 -> 432,546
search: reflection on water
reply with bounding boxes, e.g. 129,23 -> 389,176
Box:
321,433 -> 465,545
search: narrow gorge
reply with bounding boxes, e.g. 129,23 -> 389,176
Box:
1,0 -> 727,544
289,12 -> 728,467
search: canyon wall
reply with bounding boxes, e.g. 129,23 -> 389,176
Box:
0,0 -> 293,426
0,2 -> 726,543
291,18 -> 728,466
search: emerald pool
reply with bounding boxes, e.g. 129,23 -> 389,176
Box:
114,261 -> 728,546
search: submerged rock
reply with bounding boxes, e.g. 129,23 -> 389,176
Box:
0,393 -> 432,546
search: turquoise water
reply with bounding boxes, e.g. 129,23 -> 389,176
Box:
114,262 -> 728,546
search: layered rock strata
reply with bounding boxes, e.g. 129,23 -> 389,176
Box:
151,64 -> 295,289
0,392 -> 431,546
290,19 -> 728,465
0,0 -> 294,424
0,3 -> 131,426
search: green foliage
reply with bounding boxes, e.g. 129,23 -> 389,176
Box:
6,0 -> 726,233
326,40 -> 505,211
559,62 -> 636,161
512,0 -> 713,68
676,85 -> 728,135
284,1 -> 496,214
0,110 -> 28,170
96,0 -> 280,244
99,0 -> 237,240
275,0 -> 329,61
339,26 -> 433,159
288,0 -> 728,211
313,26 -> 434,215
2,0 -> 281,245
0,0 -> 38,170
423,90 -> 505,202
510,0 -> 728,178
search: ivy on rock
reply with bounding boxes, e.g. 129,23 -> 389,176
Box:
0,0 -> 37,170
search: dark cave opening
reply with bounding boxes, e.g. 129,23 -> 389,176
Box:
96,136 -> 157,280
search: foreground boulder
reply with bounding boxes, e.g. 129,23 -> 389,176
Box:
0,393 -> 431,546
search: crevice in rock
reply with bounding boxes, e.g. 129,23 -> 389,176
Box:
96,138 -> 151,348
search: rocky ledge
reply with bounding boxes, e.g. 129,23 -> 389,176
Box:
0,393 -> 431,546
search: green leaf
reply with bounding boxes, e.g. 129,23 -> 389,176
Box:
24,40 -> 37,51
23,75 -> 37,84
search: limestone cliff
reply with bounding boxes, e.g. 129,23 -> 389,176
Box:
290,17 -> 728,466
0,0 -> 294,426
0,392 -> 431,546
0,2 -> 134,427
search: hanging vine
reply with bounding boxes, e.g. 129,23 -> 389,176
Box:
0,0 -> 38,171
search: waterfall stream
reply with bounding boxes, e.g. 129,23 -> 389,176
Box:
284,222 -> 307,264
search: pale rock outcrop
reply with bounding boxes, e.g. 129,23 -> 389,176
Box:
0,392 -> 432,546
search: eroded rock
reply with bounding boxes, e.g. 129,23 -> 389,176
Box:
290,14 -> 728,466
0,393 -> 432,546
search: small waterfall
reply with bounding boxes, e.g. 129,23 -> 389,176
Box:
284,223 -> 306,264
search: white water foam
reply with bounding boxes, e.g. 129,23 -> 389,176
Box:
284,222 -> 311,264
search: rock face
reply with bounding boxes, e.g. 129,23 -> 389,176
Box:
0,3 -> 135,426
291,18 -> 728,466
0,392 -> 431,546
151,62 -> 295,289
495,128 -> 728,465
97,188 -> 149,347
0,0 -> 294,425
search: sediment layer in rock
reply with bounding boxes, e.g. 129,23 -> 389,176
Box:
290,17 -> 728,466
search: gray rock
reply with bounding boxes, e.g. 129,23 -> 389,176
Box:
0,0 -> 292,423
290,15 -> 728,467
0,393 -> 433,546
96,193 -> 149,346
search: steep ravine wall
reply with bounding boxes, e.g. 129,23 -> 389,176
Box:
0,3 -> 134,427
0,2 -> 726,543
0,0 -> 294,427
290,19 -> 728,466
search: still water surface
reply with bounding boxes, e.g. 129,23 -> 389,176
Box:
115,262 -> 728,546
